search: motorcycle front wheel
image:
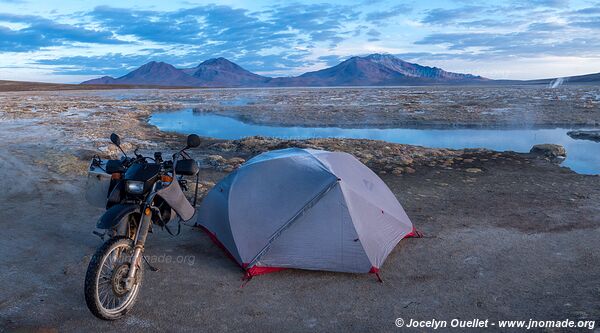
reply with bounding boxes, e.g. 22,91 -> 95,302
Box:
84,237 -> 143,320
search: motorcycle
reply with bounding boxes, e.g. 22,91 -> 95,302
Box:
84,133 -> 201,320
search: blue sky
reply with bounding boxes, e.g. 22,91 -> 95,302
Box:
1,0 -> 599,82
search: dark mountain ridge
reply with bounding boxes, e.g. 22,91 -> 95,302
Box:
81,54 -> 600,87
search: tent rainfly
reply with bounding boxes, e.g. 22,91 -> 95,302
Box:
197,148 -> 418,280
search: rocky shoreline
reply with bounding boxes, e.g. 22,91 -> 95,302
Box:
204,136 -> 498,175
567,129 -> 600,142
186,86 -> 600,128
0,89 -> 586,182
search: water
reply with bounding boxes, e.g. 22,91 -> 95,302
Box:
150,109 -> 600,175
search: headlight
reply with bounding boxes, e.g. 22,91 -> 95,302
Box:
126,181 -> 145,194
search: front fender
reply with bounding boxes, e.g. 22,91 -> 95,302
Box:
97,204 -> 140,229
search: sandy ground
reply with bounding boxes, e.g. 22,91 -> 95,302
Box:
0,89 -> 599,332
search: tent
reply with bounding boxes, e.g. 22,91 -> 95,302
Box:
197,148 -> 417,279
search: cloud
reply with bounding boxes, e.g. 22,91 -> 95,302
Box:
458,19 -> 520,28
525,0 -> 569,8
569,7 -> 600,15
0,13 -> 125,51
366,29 -> 381,37
570,17 -> 600,29
33,47 -> 319,77
317,55 -> 344,66
365,4 -> 411,23
412,1 -> 600,60
87,3 -> 359,50
3,1 -> 600,81
415,31 -> 600,58
262,3 -> 360,46
527,22 -> 566,31
35,52 -> 177,76
420,6 -> 484,24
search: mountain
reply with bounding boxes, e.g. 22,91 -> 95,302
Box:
366,54 -> 483,80
81,54 -> 488,87
525,72 -> 600,86
273,54 -> 486,86
188,57 -> 269,87
82,61 -> 202,86
83,58 -> 268,87
80,54 -> 600,87
83,76 -> 117,85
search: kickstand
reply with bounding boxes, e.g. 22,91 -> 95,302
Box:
92,230 -> 105,241
143,255 -> 159,272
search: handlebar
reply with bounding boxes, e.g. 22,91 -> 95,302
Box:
101,150 -> 188,176
103,133 -> 198,175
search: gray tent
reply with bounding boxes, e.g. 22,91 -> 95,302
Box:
197,148 -> 415,278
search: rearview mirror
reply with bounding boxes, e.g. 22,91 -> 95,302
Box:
110,133 -> 121,147
186,134 -> 201,148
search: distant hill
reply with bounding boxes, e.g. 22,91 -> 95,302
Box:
567,72 -> 600,84
269,54 -> 487,86
524,72 -> 600,86
80,54 -> 600,88
82,61 -> 201,86
188,57 -> 269,87
83,76 -> 117,85
81,54 -> 489,87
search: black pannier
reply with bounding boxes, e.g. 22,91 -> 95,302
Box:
175,159 -> 198,176
105,160 -> 125,173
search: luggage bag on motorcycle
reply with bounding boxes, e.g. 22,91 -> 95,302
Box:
85,159 -> 112,208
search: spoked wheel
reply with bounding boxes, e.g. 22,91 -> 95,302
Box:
84,237 -> 143,320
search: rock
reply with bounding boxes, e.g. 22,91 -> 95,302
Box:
466,168 -> 483,173
221,136 -> 475,174
567,130 -> 600,142
199,181 -> 215,189
392,168 -> 403,175
73,149 -> 98,161
530,144 -> 566,158
462,158 -> 474,163
203,154 -> 243,172
227,157 -> 246,165
356,152 -> 374,160
210,142 -> 237,151
397,156 -> 414,166
404,167 -> 416,174
187,181 -> 217,201
205,154 -> 227,165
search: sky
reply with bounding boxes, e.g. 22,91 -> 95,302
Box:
1,0 -> 600,83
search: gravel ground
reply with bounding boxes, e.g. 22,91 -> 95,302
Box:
0,89 -> 599,332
